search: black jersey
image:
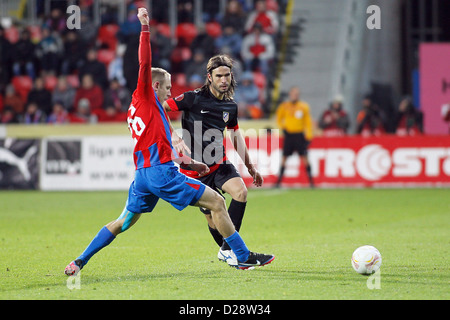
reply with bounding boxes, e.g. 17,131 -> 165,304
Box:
167,88 -> 239,168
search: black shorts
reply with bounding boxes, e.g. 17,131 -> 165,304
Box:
283,132 -> 309,156
197,162 -> 241,214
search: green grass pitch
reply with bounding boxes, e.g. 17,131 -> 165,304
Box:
0,188 -> 449,300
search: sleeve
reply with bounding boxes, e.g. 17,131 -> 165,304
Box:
135,25 -> 152,100
166,91 -> 196,112
226,103 -> 239,130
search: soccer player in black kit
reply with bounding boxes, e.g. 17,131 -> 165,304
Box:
164,55 -> 264,267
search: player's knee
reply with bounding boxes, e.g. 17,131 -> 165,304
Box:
211,192 -> 227,213
233,186 -> 248,202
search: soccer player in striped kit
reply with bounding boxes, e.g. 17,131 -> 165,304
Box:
64,8 -> 274,275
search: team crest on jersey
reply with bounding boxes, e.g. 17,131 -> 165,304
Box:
223,112 -> 229,123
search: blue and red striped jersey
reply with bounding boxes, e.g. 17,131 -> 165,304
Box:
127,26 -> 178,170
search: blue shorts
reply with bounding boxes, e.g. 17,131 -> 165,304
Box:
126,162 -> 206,214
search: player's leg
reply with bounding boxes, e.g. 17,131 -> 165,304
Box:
275,155 -> 288,187
64,206 -> 142,276
65,179 -> 156,276
194,186 -> 275,269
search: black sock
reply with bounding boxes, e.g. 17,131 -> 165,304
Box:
306,164 -> 314,186
221,199 -> 247,250
208,225 -> 223,247
276,166 -> 285,185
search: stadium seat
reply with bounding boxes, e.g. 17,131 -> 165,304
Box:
4,26 -> 19,44
97,24 -> 119,50
175,23 -> 198,46
156,23 -> 171,38
252,71 -> 266,90
66,74 -> 80,88
11,76 -> 33,101
170,46 -> 192,64
44,74 -> 58,91
205,22 -> 222,38
97,49 -> 116,68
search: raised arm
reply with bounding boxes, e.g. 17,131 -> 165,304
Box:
135,8 -> 152,100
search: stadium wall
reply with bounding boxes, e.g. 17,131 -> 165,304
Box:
1,123 -> 449,190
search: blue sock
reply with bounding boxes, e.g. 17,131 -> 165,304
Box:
77,226 -> 116,267
224,231 -> 250,262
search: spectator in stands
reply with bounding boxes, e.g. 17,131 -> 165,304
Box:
318,96 -> 350,136
187,74 -> 204,91
47,100 -> 69,124
79,49 -> 109,90
190,25 -> 216,59
69,98 -> 97,123
74,74 -> 104,114
27,77 -> 52,115
21,102 -> 47,124
78,12 -> 98,47
442,103 -> 450,134
215,25 -> 243,59
108,44 -> 127,86
150,24 -> 173,72
103,78 -> 131,113
394,96 -> 423,136
244,0 -> 279,35
0,106 -> 19,124
234,71 -> 263,119
0,25 -> 12,91
44,8 -> 66,33
11,29 -> 36,79
220,0 -> 247,35
3,84 -> 25,115
241,23 -> 275,77
185,49 -> 208,82
52,76 -> 76,111
356,95 -> 386,136
117,4 -> 141,42
177,0 -> 194,23
35,27 -> 63,76
61,31 -> 86,75
202,1 -> 221,22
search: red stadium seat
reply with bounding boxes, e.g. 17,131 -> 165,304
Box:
4,26 -> 19,43
156,23 -> 171,38
175,23 -> 198,46
205,22 -> 222,38
97,49 -> 116,68
66,74 -> 80,88
44,74 -> 58,91
97,24 -> 119,50
11,76 -> 33,101
252,71 -> 266,90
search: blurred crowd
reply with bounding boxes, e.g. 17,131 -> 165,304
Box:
0,0 -> 285,124
0,0 -> 437,136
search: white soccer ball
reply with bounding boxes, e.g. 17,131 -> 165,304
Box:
351,245 -> 382,275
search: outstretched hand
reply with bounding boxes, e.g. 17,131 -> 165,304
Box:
137,7 -> 149,25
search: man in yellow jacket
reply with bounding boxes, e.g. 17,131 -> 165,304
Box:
275,86 -> 314,187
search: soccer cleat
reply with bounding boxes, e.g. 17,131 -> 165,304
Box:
64,259 -> 83,276
218,248 -> 238,266
236,251 -> 275,270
